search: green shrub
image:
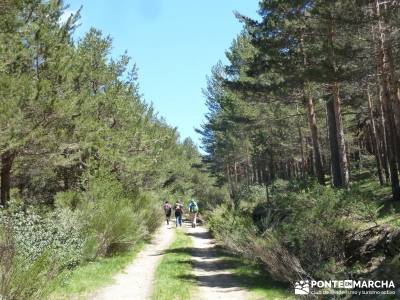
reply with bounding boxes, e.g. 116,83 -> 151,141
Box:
79,171 -> 162,259
256,186 -> 349,277
0,225 -> 57,300
133,192 -> 163,234
0,169 -> 166,298
208,206 -> 251,253
82,196 -> 147,258
0,205 -> 84,269
55,191 -> 82,210
209,182 -> 386,282
208,206 -> 306,283
236,185 -> 268,210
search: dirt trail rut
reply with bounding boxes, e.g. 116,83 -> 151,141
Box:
89,221 -> 251,300
90,224 -> 175,300
187,225 -> 251,300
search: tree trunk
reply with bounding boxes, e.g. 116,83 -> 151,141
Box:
252,159 -> 258,185
298,123 -> 305,179
367,85 -> 386,185
332,83 -> 350,186
1,151 -> 15,207
381,27 -> 400,170
308,146 -> 314,176
258,162 -> 263,185
300,30 -> 325,185
269,154 -> 275,182
371,22 -> 391,184
234,161 -> 238,187
378,88 -> 391,183
380,84 -> 400,200
326,99 -> 343,187
374,0 -> 400,200
328,13 -> 349,187
306,93 -> 325,185
359,140 -> 363,171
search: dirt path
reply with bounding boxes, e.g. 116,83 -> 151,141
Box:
89,223 -> 175,300
88,221 -> 252,300
186,225 -> 251,300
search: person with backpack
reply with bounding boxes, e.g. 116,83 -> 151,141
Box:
174,201 -> 184,227
188,198 -> 199,228
163,201 -> 172,225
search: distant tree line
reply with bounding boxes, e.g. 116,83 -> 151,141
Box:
0,0 -> 223,210
200,0 -> 400,201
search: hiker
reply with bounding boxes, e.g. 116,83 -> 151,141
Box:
174,201 -> 184,227
188,198 -> 199,228
163,200 -> 172,225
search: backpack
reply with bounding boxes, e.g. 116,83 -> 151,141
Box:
189,201 -> 198,213
175,203 -> 182,214
163,203 -> 171,214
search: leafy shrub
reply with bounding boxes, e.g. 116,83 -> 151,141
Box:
82,196 -> 147,258
0,224 -> 57,300
0,205 -> 84,269
54,191 -> 82,210
208,206 -> 306,283
235,185 -> 268,210
208,206 -> 251,253
79,172 -> 162,259
209,182 -> 385,282
133,191 -> 164,235
255,186 -> 351,277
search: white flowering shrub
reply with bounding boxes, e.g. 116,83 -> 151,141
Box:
0,224 -> 57,300
0,206 -> 84,269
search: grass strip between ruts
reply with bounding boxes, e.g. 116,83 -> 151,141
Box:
152,229 -> 195,300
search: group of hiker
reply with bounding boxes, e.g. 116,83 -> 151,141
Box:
162,198 -> 199,228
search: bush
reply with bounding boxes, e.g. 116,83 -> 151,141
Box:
0,169 -> 165,298
79,172 -> 162,259
54,191 -> 82,210
208,206 -> 306,283
0,204 -> 84,269
82,196 -> 147,259
235,185 -> 269,211
134,192 -> 164,235
0,224 -> 57,300
254,186 -> 352,278
209,182 -> 385,283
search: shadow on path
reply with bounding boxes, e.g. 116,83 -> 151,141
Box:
185,231 -> 211,240
161,229 -> 291,296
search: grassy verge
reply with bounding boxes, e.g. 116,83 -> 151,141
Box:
50,241 -> 145,299
152,229 -> 195,300
214,248 -> 294,300
346,179 -> 400,230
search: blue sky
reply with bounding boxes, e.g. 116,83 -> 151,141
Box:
64,0 -> 259,147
